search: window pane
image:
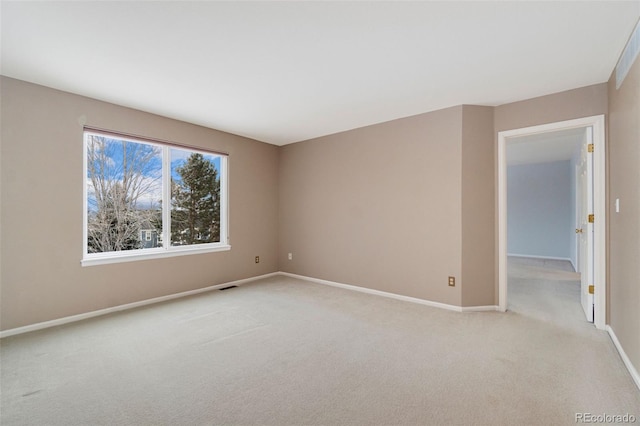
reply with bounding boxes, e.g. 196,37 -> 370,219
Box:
83,130 -> 229,265
86,135 -> 162,253
170,148 -> 221,246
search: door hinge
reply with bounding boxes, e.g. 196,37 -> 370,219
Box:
588,214 -> 594,223
588,143 -> 594,153
588,285 -> 594,295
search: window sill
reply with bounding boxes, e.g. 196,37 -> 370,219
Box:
81,244 -> 231,267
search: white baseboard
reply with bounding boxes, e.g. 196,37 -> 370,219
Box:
0,271 -> 501,339
0,272 -> 280,339
461,305 -> 501,312
279,272 -> 499,313
606,325 -> 640,391
508,253 -> 573,262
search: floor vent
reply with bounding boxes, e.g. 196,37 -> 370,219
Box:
219,285 -> 238,291
616,19 -> 640,89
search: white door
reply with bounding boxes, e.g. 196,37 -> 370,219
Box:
578,127 -> 594,322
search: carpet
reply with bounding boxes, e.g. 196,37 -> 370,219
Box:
1,262 -> 638,425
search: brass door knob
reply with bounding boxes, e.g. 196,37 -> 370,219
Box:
575,228 -> 583,234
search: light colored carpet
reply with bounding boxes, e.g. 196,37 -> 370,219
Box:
1,262 -> 639,425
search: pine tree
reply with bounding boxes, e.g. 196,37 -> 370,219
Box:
171,153 -> 220,245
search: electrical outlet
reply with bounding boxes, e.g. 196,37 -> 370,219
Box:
448,276 -> 455,287
255,256 -> 260,264
288,253 -> 293,260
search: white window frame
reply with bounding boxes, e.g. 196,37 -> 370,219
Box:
82,129 -> 230,267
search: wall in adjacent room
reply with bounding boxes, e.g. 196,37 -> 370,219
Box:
0,77 -> 280,330
507,160 -> 572,259
569,155 -> 578,270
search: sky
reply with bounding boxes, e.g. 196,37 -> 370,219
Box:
170,147 -> 221,181
86,136 -> 221,211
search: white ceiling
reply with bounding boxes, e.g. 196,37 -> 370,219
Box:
1,1 -> 638,146
507,127 -> 586,166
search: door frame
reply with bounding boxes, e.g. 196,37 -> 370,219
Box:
497,115 -> 606,330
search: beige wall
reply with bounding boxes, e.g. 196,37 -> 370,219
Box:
461,105 -> 495,306
278,107 -> 464,306
607,58 -> 640,375
494,83 -> 608,133
277,105 -> 500,308
0,77 -> 280,330
0,75 -> 629,344
278,85 -> 609,309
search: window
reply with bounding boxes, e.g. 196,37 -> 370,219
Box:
83,129 -> 229,266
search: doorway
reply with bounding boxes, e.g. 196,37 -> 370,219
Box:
497,115 -> 606,330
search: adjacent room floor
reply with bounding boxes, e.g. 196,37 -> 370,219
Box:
507,256 -> 585,331
1,266 -> 638,425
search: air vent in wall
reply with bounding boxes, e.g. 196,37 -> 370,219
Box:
616,19 -> 640,89
219,285 -> 238,291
